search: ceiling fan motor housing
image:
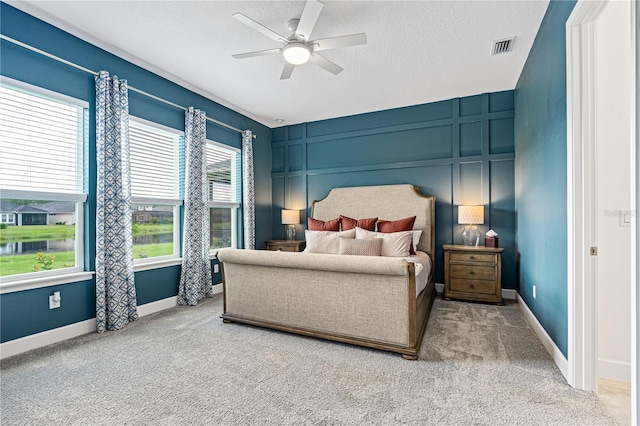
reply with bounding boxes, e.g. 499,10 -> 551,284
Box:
287,18 -> 300,34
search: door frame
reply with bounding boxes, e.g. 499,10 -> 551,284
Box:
566,0 -> 606,392
566,0 -> 637,421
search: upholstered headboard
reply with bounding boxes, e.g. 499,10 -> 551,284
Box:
311,184 -> 436,259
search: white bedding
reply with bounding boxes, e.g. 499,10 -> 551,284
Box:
405,251 -> 432,297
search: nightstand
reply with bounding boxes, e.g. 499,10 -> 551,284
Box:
443,244 -> 504,305
265,240 -> 306,252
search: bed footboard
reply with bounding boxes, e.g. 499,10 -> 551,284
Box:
218,249 -> 435,358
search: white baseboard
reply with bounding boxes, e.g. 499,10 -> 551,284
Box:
598,358 -> 631,382
137,296 -> 178,317
502,289 -> 517,300
517,293 -> 569,381
0,288 -> 222,360
434,283 -> 516,300
0,318 -> 96,360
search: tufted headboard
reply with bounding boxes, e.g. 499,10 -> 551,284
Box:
311,184 -> 436,260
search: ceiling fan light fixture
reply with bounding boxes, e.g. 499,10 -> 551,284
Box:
283,42 -> 311,65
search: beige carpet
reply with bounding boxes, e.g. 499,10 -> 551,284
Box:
1,294 -> 615,425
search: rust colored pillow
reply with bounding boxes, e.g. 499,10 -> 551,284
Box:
339,215 -> 377,231
377,216 -> 417,254
307,216 -> 340,231
377,216 -> 416,233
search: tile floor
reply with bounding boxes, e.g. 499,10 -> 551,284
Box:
598,378 -> 631,425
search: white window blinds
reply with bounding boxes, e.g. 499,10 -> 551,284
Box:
130,120 -> 180,200
0,83 -> 85,195
206,142 -> 240,206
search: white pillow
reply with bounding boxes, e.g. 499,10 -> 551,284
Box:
412,230 -> 422,251
304,228 -> 356,254
355,227 -> 413,257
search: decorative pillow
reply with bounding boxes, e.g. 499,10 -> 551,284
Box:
339,237 -> 383,256
339,215 -> 378,231
355,227 -> 413,257
304,229 -> 356,254
307,216 -> 340,231
377,216 -> 418,254
376,216 -> 416,232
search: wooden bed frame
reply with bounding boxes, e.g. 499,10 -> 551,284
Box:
220,184 -> 436,359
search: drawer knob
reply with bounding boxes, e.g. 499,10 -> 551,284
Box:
469,271 -> 475,275
470,256 -> 476,260
470,284 -> 475,289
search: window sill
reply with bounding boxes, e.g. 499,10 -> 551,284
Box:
134,258 -> 183,272
0,256 -> 217,294
0,271 -> 96,294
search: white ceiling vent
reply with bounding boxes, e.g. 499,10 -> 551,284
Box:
491,37 -> 515,55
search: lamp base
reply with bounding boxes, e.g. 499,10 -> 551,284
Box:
462,225 -> 480,247
285,224 -> 296,241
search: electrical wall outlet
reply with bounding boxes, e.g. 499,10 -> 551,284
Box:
49,291 -> 61,309
533,285 -> 536,299
214,264 -> 219,274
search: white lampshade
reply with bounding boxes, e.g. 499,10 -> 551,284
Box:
283,43 -> 311,65
458,205 -> 484,225
281,209 -> 300,225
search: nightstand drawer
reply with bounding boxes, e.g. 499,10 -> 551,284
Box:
449,264 -> 495,281
449,252 -> 495,263
450,278 -> 496,295
271,245 -> 297,252
265,240 -> 306,252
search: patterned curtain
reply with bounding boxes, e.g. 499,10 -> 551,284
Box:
178,107 -> 213,305
95,71 -> 137,333
242,130 -> 255,250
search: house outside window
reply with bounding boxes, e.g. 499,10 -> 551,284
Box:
0,78 -> 88,280
1,212 -> 15,224
129,118 -> 182,264
206,141 -> 241,251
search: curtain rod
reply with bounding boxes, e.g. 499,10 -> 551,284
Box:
0,34 -> 256,139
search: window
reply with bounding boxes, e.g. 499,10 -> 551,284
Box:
206,141 -> 241,250
0,78 -> 88,280
129,118 -> 182,263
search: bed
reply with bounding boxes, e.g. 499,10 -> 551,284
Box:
218,184 -> 436,359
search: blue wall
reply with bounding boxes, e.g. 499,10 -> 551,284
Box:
514,0 -> 576,357
272,92 -> 516,285
0,2 -> 272,343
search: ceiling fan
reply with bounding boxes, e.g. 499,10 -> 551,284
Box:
232,0 -> 367,80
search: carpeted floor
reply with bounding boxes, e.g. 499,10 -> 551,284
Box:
1,294 -> 615,425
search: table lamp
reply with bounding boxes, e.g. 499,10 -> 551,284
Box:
458,205 -> 484,247
281,209 -> 300,240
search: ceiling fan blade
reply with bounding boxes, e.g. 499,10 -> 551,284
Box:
233,13 -> 288,43
280,63 -> 295,80
312,33 -> 367,52
294,0 -> 324,42
232,48 -> 282,60
309,53 -> 343,75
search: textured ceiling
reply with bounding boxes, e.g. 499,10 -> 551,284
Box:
7,1 -> 549,128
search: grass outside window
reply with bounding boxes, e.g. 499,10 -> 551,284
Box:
0,224 -> 175,277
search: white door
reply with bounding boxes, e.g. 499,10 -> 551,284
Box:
594,0 -> 633,386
